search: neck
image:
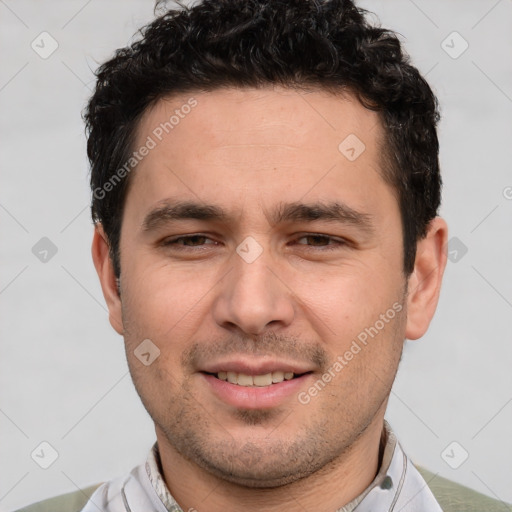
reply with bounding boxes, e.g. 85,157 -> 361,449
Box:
156,415 -> 386,512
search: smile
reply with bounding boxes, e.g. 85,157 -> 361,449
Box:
201,370 -> 313,409
211,371 -> 299,387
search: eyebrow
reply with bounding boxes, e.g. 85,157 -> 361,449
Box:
142,199 -> 374,234
270,201 -> 374,232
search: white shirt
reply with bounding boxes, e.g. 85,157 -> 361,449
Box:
81,422 -> 443,512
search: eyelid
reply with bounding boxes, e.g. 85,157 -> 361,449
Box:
160,233 -> 349,251
293,233 -> 349,249
161,234 -> 217,246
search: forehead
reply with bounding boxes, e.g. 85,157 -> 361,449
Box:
127,86 -> 390,220
136,86 -> 382,154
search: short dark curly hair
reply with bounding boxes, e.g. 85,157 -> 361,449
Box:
85,0 -> 441,278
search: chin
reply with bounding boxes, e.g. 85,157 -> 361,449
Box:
201,460 -> 314,489
189,441 -> 330,489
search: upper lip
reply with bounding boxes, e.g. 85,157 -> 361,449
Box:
201,358 -> 314,376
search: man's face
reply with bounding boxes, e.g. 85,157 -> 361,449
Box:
112,87 -> 410,486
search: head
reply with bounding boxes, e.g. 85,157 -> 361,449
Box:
88,0 -> 447,489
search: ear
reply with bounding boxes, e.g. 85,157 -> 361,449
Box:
405,217 -> 448,340
91,223 -> 124,335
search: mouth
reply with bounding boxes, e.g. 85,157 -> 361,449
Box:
201,370 -> 314,409
199,359 -> 316,409
203,370 -> 311,387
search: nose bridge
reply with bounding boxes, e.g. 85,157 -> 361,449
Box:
234,238 -> 274,294
212,236 -> 294,335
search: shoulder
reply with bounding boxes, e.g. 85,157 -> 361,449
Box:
13,483 -> 103,512
415,465 -> 510,512
12,469 -> 511,512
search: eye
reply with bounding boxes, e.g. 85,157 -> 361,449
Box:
293,234 -> 347,250
161,235 -> 217,249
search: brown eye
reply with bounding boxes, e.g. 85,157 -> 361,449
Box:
295,234 -> 346,250
298,235 -> 331,246
162,235 -> 216,248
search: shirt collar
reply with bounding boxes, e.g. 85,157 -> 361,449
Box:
144,421 -> 437,512
338,420 -> 397,511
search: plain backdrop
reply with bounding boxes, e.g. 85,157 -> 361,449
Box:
1,1 -> 511,510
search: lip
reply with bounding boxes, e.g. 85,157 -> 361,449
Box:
201,372 -> 313,409
201,358 -> 314,376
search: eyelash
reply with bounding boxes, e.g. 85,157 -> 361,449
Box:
161,234 -> 348,252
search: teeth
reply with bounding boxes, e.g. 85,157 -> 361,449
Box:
253,373 -> 273,386
272,371 -> 284,383
216,371 -> 296,386
237,373 -> 254,386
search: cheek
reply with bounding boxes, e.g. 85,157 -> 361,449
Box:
294,260 -> 402,333
325,304 -> 405,407
120,258 -> 220,347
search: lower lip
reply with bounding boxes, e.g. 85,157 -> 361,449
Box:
201,373 -> 312,409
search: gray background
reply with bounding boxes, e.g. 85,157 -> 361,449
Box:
1,0 -> 511,510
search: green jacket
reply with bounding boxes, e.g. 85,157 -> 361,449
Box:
14,467 -> 510,512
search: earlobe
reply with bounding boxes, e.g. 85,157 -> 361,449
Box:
405,217 -> 448,340
91,224 -> 124,335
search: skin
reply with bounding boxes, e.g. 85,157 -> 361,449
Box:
92,87 -> 448,512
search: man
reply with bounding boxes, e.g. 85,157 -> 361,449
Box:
16,0 -> 508,510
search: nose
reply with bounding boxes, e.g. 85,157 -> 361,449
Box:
211,243 -> 295,336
